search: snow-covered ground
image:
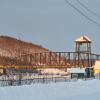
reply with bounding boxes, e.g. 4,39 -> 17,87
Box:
0,79 -> 100,100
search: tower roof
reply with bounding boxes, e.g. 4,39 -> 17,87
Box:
75,36 -> 91,43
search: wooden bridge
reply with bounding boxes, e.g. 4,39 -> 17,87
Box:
0,36 -> 100,69
19,52 -> 100,67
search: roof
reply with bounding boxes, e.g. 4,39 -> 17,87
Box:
75,36 -> 91,43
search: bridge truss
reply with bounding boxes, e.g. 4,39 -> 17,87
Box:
13,52 -> 100,68
0,52 -> 100,68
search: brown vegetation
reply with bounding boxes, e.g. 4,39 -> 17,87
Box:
0,36 -> 50,66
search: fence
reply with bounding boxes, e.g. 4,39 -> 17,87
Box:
0,76 -> 73,87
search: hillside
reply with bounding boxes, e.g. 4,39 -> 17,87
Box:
0,36 -> 50,66
0,36 -> 49,56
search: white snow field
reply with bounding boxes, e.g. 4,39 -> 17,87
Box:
0,79 -> 100,100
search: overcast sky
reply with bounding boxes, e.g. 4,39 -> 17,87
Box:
0,0 -> 100,53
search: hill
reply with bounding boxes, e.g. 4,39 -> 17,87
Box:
0,36 -> 50,66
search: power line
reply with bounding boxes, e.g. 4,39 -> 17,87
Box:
65,0 -> 100,27
77,0 -> 100,18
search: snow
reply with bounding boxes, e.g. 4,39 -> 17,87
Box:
39,68 -> 67,75
0,79 -> 100,100
67,68 -> 85,73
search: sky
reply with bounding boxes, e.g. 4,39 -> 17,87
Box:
0,0 -> 100,53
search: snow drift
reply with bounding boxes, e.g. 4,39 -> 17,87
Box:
0,79 -> 100,100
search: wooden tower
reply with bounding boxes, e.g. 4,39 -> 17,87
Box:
74,35 -> 92,67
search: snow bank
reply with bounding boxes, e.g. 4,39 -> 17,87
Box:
39,68 -> 67,75
0,79 -> 100,100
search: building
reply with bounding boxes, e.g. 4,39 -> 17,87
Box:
93,60 -> 100,74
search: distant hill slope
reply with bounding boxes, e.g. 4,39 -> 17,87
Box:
0,36 -> 50,66
0,36 -> 49,57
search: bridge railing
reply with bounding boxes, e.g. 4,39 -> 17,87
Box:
20,52 -> 100,67
0,52 -> 100,67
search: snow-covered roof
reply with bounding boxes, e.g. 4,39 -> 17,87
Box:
75,36 -> 91,43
